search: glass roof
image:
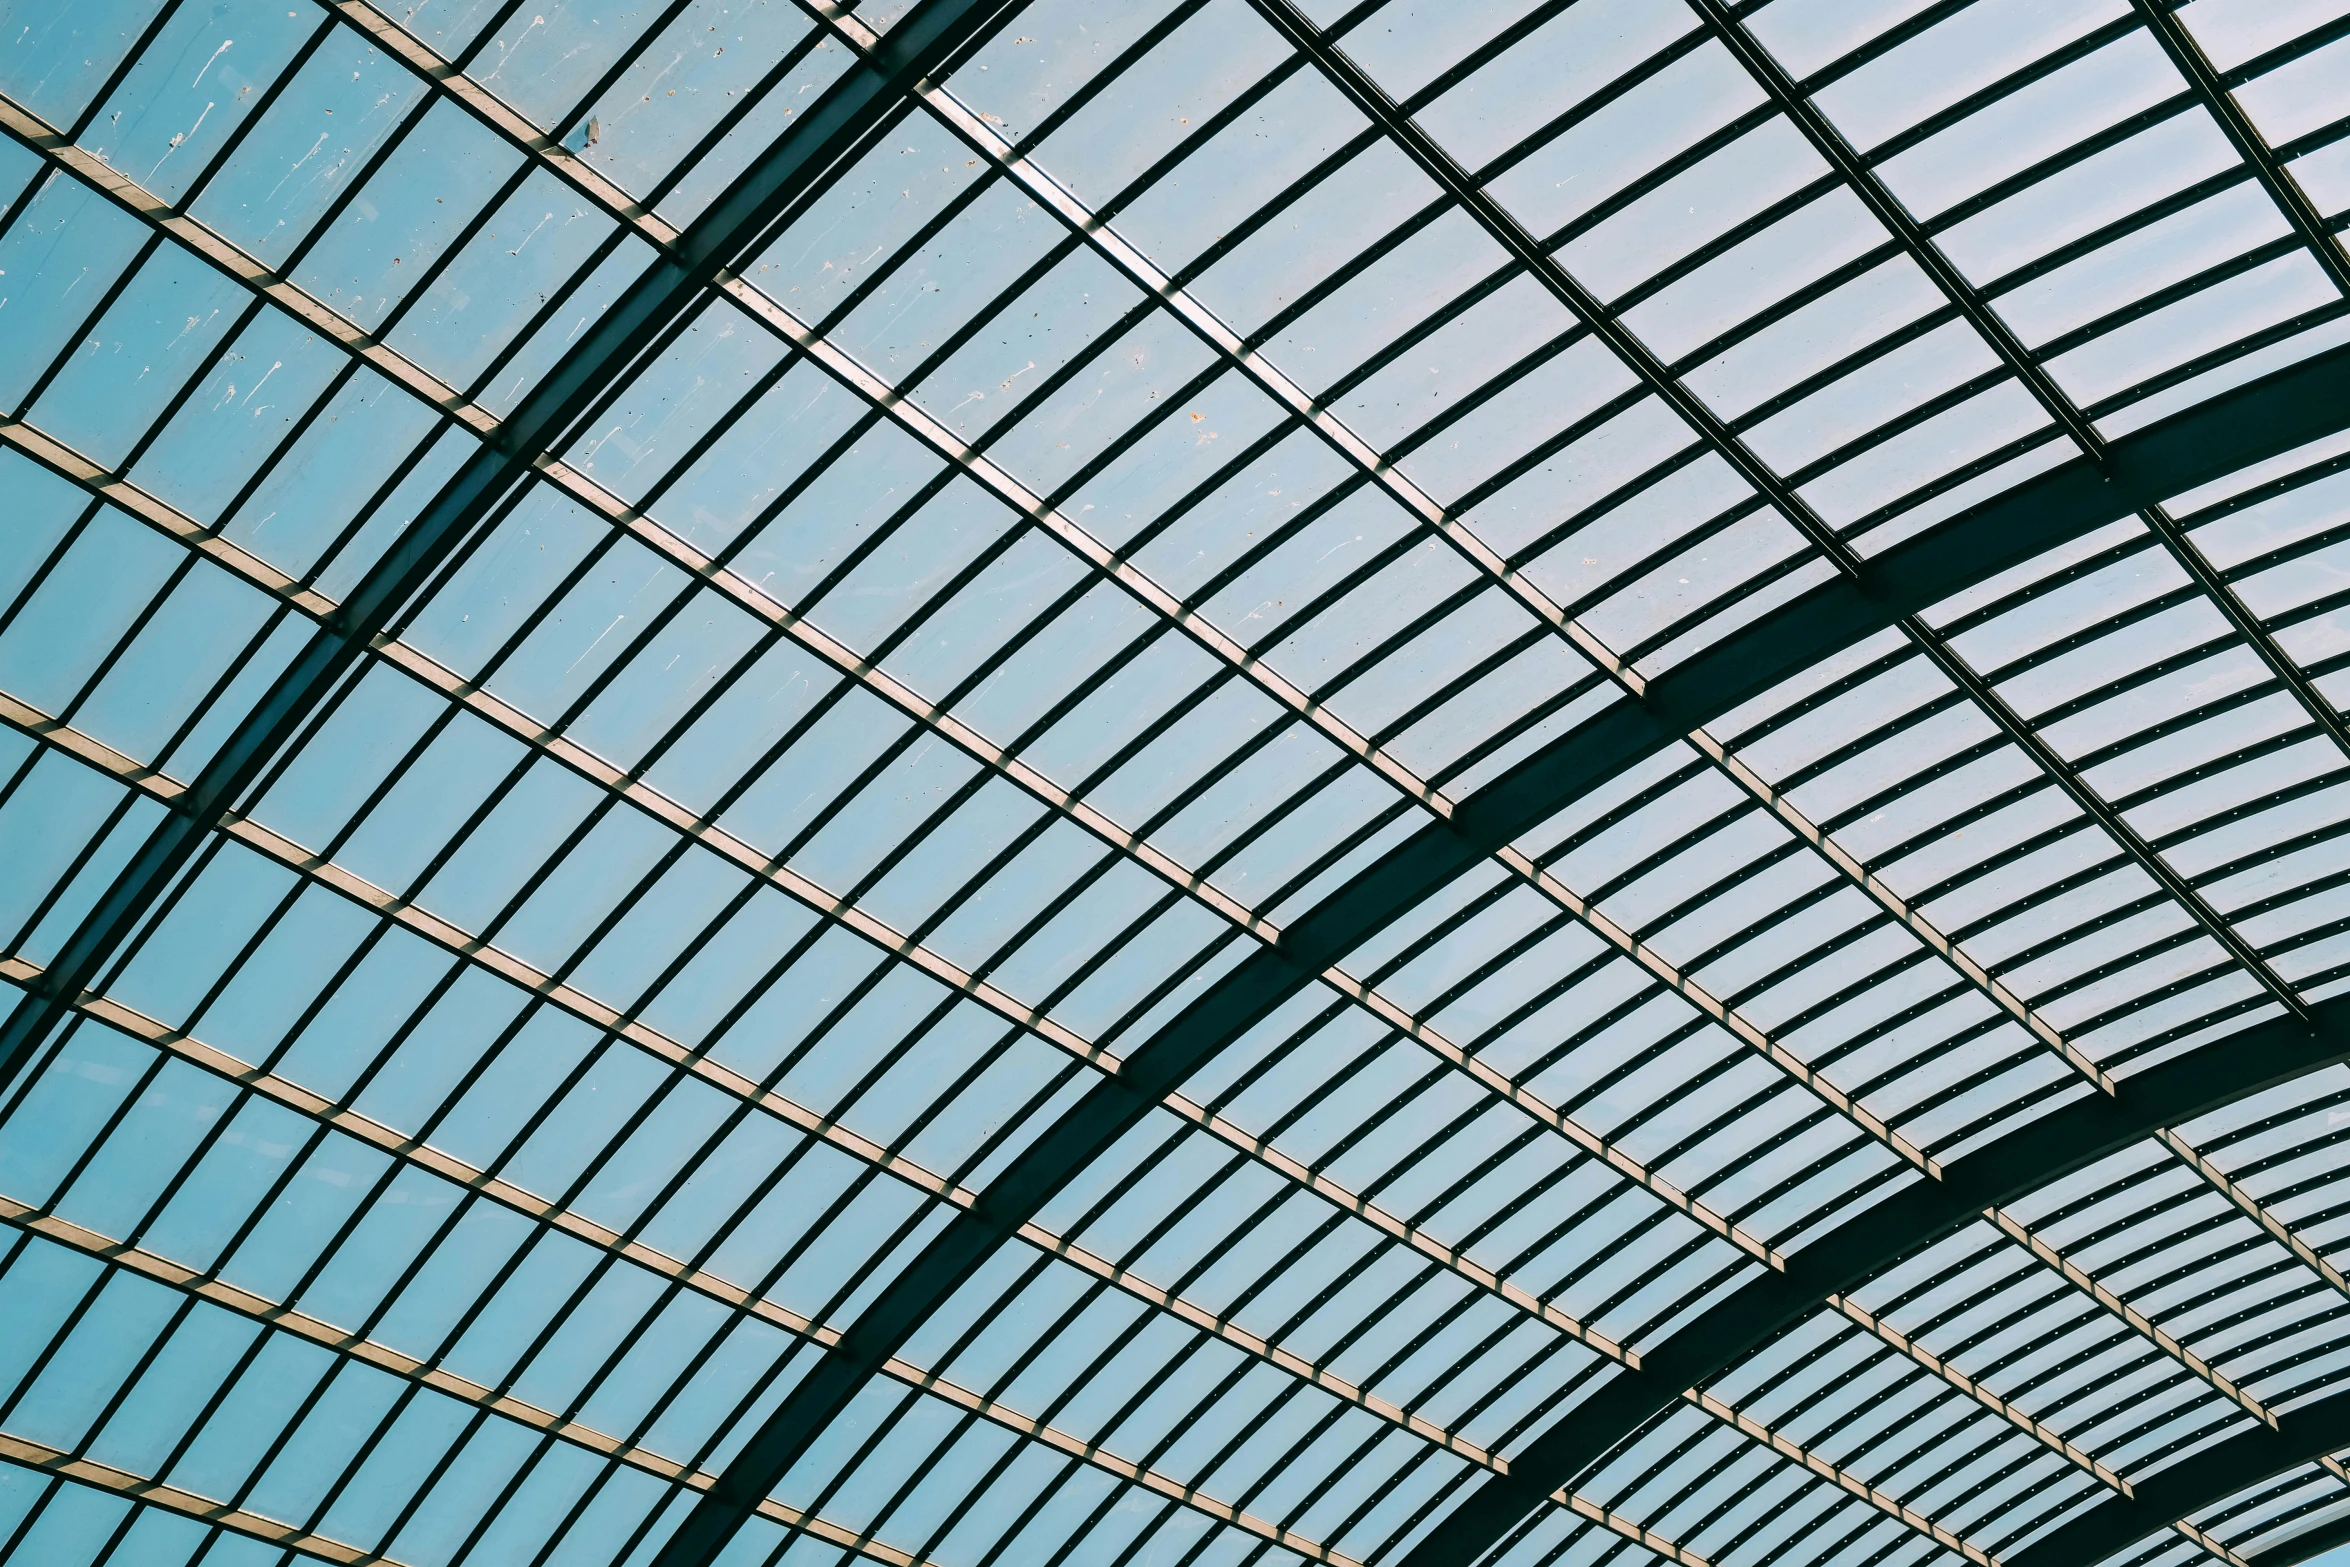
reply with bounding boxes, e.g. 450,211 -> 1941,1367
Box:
1,0 -> 2349,1564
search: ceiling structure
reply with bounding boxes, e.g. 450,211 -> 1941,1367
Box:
1,0 -> 2350,1565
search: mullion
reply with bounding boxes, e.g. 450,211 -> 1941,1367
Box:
1502,976 -> 1692,1098
1717,301 -> 1966,439
1832,421 -> 2068,546
2024,949 -> 2241,1052
996,0 -> 1214,166
1715,642 -> 1917,752
1615,535 -> 1833,666
2028,234 -> 2310,365
1379,322 -> 1610,473
1714,1123 -> 1899,1233
1464,26 -> 1714,191
1433,379 -> 1654,517
1566,1207 -> 1716,1325
10,227 -> 167,418
1777,365 -> 2021,497
1975,153 -> 2248,302
1446,1144 -> 1595,1262
1501,441 -> 1728,579
1238,191 -> 1457,355
1839,1010 -> 2026,1110
644,30 -> 843,219
1315,253 -> 1528,407
1377,0 -> 1585,119
1852,11 -> 2149,170
1661,237 -> 1909,379
1366,622 -> 1554,753
1601,169 -> 1845,317
27,6 -> 2350,1559
1532,100 -> 1784,255
2082,296 -> 2350,423
1159,122 -> 1388,297
1423,661 -> 1616,794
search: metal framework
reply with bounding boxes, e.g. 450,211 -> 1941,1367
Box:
6,3 -> 2350,1567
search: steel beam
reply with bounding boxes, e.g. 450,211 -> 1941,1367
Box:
1407,991 -> 2350,1567
663,325 -> 2350,1567
2009,1382 -> 2350,1567
0,0 -> 1030,1094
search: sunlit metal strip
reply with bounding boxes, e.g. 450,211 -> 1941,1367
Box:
313,0 -> 1486,830
1686,731 -> 2102,1089
0,79 -> 2321,1567
0,58 -> 1823,1305
0,1191 -> 1361,1567
1396,994 -> 2350,1567
2007,1386 -> 2350,1567
0,680 -> 1634,1370
1213,0 -> 2151,1120
11,881 -> 2087,1567
809,21 -> 1646,695
780,0 -> 1982,1183
1978,1207 -> 2280,1431
0,415 -> 1112,1071
2136,501 -> 2350,783
1235,0 -> 1861,582
1680,0 -> 2332,1032
0,1427 -> 396,1566
0,1196 -> 946,1567
300,0 -> 2103,1212
8,685 -> 2167,1567
323,0 -> 687,251
0,46 -> 1829,1276
2165,1122 -> 2350,1299
2157,1127 -> 2350,1376
0,956 -> 1729,1567
0,101 -> 498,439
2179,1518 -> 2257,1567
1816,1288 -> 2136,1493
0,0 -> 1035,1105
787,4 -> 2182,1207
0,412 -> 1694,1375
0,85 -> 1287,955
110,12 -> 2350,1541
1681,1386 -> 1998,1566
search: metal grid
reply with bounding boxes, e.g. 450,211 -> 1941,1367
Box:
1,1 -> 2349,1566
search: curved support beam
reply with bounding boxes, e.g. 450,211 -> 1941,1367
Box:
1409,996 -> 2350,1567
2251,1507 -> 2350,1567
2010,1385 -> 2350,1567
665,338 -> 2350,1564
0,0 -> 1028,1092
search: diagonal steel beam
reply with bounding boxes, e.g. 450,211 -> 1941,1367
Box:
2009,1383 -> 2350,1567
0,955 -> 1728,1567
2128,0 -> 2350,300
6,401 -> 2248,1554
1399,986 -> 2350,1567
0,1195 -> 950,1567
656,335 -> 2350,1567
1904,624 -> 2311,1021
0,691 -> 2167,1567
0,1429 -> 399,1567
1684,0 -> 2108,463
0,0 -> 1033,1096
0,1182 -> 1364,1567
